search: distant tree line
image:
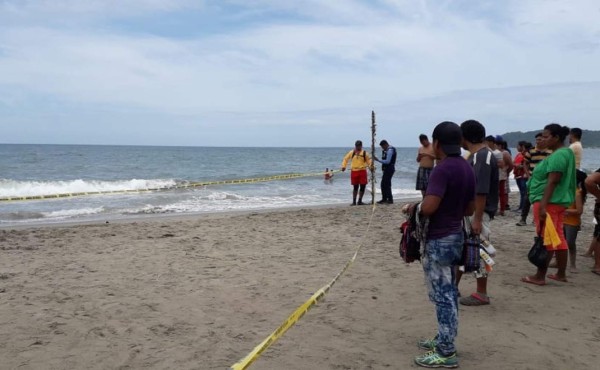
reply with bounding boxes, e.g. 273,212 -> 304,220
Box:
501,129 -> 600,148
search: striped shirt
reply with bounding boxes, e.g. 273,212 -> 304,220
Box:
524,147 -> 552,171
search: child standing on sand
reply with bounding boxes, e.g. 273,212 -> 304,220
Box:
562,170 -> 587,272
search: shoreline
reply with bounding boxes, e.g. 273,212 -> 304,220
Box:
0,202 -> 349,230
0,196 -> 424,231
0,201 -> 598,369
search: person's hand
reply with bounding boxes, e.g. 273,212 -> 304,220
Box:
538,204 -> 547,228
417,153 -> 423,161
471,218 -> 483,235
404,204 -> 413,216
341,167 -> 346,172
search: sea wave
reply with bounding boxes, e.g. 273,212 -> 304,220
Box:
0,178 -> 177,198
43,207 -> 106,219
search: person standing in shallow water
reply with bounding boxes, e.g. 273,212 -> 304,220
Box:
411,121 -> 475,369
323,168 -> 334,184
341,140 -> 372,206
521,123 -> 576,286
373,140 -> 396,204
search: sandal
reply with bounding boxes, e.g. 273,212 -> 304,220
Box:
459,292 -> 490,306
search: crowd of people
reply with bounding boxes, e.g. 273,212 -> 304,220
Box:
339,121 -> 599,368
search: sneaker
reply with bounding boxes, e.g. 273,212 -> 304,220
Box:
415,350 -> 458,368
516,220 -> 527,226
357,201 -> 366,205
376,199 -> 386,204
417,337 -> 437,351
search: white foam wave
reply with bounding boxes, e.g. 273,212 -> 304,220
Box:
392,189 -> 422,197
0,178 -> 177,197
43,207 -> 105,219
123,192 -> 330,215
205,191 -> 246,201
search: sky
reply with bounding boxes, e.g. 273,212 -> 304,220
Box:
1,0 -> 599,147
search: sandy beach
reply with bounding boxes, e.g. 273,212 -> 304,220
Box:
1,201 -> 599,370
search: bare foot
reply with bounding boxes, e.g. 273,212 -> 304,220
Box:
547,274 -> 568,282
581,253 -> 594,258
521,276 -> 546,286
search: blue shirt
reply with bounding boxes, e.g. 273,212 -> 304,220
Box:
376,147 -> 395,165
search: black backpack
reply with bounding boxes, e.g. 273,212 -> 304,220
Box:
352,150 -> 367,160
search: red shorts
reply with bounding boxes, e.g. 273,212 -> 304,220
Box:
350,170 -> 368,185
532,202 -> 568,250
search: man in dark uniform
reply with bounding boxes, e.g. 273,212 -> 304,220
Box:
374,140 -> 396,204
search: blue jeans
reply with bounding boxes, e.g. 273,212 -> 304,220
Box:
422,232 -> 463,356
516,178 -> 527,210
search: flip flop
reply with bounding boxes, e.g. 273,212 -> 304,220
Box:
521,276 -> 546,286
459,292 -> 490,306
547,274 -> 568,282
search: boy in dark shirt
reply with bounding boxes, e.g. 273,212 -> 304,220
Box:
413,121 -> 475,368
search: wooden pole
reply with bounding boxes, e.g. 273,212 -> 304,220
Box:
371,110 -> 376,205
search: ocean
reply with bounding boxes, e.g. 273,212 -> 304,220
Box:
1,144 -> 599,227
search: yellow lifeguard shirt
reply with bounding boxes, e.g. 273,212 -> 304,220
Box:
342,150 -> 372,171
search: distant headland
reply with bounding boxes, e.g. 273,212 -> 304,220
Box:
500,129 -> 600,148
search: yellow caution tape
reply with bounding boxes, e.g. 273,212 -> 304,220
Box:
230,202 -> 377,370
0,170 -> 341,202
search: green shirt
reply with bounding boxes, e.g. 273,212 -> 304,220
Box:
527,147 -> 576,207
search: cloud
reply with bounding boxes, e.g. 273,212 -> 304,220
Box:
1,0 -> 599,146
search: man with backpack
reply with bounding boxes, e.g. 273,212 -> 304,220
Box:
341,140 -> 372,206
412,122 -> 475,368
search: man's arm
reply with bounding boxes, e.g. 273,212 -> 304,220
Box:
503,151 -> 513,173
341,151 -> 352,171
470,195 -> 487,235
585,172 -> 600,200
420,195 -> 441,217
379,147 -> 394,165
465,199 -> 476,217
